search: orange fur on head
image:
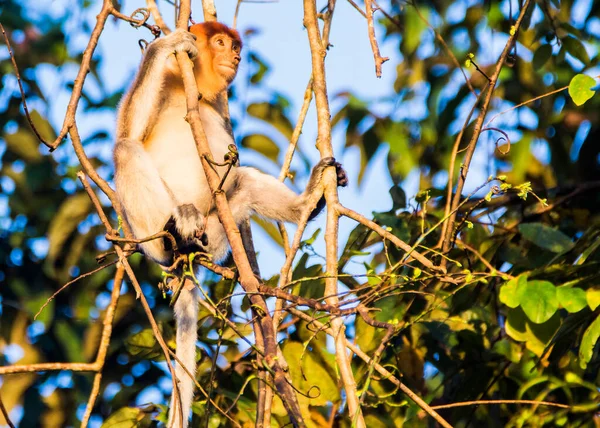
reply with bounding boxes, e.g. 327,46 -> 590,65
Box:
189,22 -> 242,101
189,22 -> 242,48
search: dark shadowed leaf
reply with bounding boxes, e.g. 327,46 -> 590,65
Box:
241,134 -> 280,162
249,52 -> 270,84
126,329 -> 164,361
45,192 -> 92,274
247,102 -> 293,140
563,36 -> 590,64
518,223 -> 575,253
532,44 -> 552,70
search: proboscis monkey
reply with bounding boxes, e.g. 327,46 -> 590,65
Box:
113,22 -> 347,427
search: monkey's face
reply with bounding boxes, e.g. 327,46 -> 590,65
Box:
206,33 -> 241,84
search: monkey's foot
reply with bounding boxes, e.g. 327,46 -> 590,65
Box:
163,204 -> 208,254
315,157 -> 349,187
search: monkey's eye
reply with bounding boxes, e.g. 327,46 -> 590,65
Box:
232,44 -> 240,53
216,38 -> 225,46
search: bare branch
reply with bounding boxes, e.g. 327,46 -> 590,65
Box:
303,0 -> 365,425
364,0 -> 389,78
80,266 -> 124,427
146,0 -> 172,34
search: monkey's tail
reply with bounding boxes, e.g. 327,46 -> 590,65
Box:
168,281 -> 199,428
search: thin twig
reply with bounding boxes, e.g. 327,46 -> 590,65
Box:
429,399 -> 570,410
0,23 -> 51,148
438,87 -> 488,251
0,393 -> 15,428
110,8 -> 161,38
371,0 -> 402,30
441,0 -> 532,253
484,85 -> 568,128
456,239 -> 507,277
409,2 -> 475,95
233,0 -> 244,29
346,0 -> 367,18
0,362 -> 99,375
34,260 -> 118,320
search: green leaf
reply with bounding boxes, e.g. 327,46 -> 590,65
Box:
518,223 -> 575,253
587,288 -> 600,310
579,313 -> 600,369
563,36 -> 590,65
520,280 -> 558,324
3,128 -> 43,163
247,102 -> 293,140
126,329 -> 164,360
403,7 -> 427,55
101,407 -> 148,428
385,122 -> 416,180
55,320 -> 83,362
532,44 -> 552,70
556,287 -> 588,313
46,192 -> 92,269
499,274 -> 528,308
251,215 -> 284,247
568,74 -> 596,106
240,134 -> 280,162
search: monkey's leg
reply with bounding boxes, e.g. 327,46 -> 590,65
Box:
233,158 -> 348,223
114,138 -> 174,264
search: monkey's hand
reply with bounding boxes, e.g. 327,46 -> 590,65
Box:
156,29 -> 198,60
308,157 -> 349,189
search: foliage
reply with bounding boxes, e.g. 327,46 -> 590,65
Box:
1,0 -> 599,426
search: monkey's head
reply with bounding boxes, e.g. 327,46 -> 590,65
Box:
190,22 -> 242,99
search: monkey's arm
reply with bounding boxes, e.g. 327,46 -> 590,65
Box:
116,30 -> 198,141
